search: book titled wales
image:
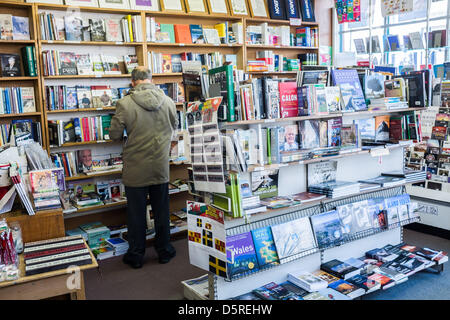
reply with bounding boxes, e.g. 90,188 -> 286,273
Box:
331,69 -> 367,111
226,232 -> 259,278
251,226 -> 279,268
209,65 -> 235,122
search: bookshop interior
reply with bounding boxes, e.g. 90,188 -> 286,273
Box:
0,0 -> 449,302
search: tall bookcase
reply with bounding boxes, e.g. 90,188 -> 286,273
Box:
0,0 -> 321,241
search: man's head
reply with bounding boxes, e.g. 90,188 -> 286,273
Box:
131,66 -> 152,87
79,149 -> 92,167
8,56 -> 15,66
285,126 -> 297,145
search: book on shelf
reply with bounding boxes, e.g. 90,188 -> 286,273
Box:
0,54 -> 21,77
320,259 -> 361,280
287,271 -> 328,292
331,69 -> 367,111
327,279 -> 365,299
310,210 -> 345,248
226,232 -> 259,278
251,226 -> 279,268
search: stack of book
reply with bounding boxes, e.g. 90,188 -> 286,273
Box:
0,87 -> 36,114
29,169 -> 63,212
287,271 -> 328,292
308,180 -> 361,198
106,237 -> 129,257
381,169 -> 426,184
358,176 -> 406,188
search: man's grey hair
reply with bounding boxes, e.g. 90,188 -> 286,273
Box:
131,68 -> 152,81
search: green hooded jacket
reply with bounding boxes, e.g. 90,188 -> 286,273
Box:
110,83 -> 177,187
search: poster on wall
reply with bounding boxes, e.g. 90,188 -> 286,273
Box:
186,97 -> 226,194
381,0 -> 414,17
334,0 -> 361,24
187,201 -> 228,277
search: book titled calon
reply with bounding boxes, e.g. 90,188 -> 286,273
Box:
23,235 -> 93,276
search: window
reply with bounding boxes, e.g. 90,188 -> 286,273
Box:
337,0 -> 450,71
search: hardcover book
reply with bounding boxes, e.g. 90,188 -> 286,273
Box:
328,279 -> 365,299
251,226 -> 279,268
375,115 -> 390,142
271,217 -> 316,263
332,69 -> 367,111
226,232 -> 259,278
64,16 -> 83,41
299,0 -> 315,22
325,86 -> 342,112
365,73 -> 385,100
0,54 -> 21,77
89,18 -> 106,42
267,0 -> 286,20
0,14 -> 12,40
327,118 -> 342,147
320,259 -> 360,280
76,86 -> 92,108
59,52 -> 78,75
298,120 -> 320,149
278,81 -> 298,118
105,18 -> 123,42
12,16 -> 30,40
189,24 -> 204,44
310,210 -> 344,248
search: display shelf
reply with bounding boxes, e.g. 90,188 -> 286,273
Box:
35,3 -> 142,14
50,140 -> 116,148
43,74 -> 131,79
246,44 -> 318,50
221,107 -> 425,127
145,11 -> 243,21
245,17 -> 319,26
317,217 -> 421,252
148,43 -> 243,48
406,185 -> 450,204
0,77 -> 39,81
0,112 -> 41,118
46,107 -> 116,114
64,169 -> 122,181
0,40 -> 36,44
152,73 -> 182,77
40,40 -> 144,46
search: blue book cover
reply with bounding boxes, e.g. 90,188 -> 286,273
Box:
384,196 -> 400,226
189,24 -> 204,44
374,66 -> 396,76
251,226 -> 279,267
299,0 -> 315,22
268,0 -> 286,20
387,35 -> 401,51
285,0 -> 300,18
366,197 -> 385,229
331,69 -> 367,111
226,232 -> 259,278
310,210 -> 344,248
66,87 -> 78,110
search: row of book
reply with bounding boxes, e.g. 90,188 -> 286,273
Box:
146,18 -> 243,45
355,30 -> 447,55
42,50 -> 138,76
149,51 -> 232,74
0,87 -> 36,115
0,47 -> 37,77
0,14 -> 30,40
51,149 -> 123,178
232,242 -> 447,300
224,194 -> 420,279
39,14 -> 143,42
3,119 -> 43,147
157,82 -> 185,104
48,115 -> 112,146
45,85 -> 129,110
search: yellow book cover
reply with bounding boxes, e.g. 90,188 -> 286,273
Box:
214,23 -> 227,44
126,15 -> 133,43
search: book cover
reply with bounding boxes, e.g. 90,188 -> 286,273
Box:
66,87 -> 78,110
59,52 -> 78,75
321,259 -> 360,280
189,24 -> 204,44
226,232 -> 259,278
12,16 -> 30,40
209,65 -> 235,122
298,120 -> 320,149
387,34 -> 401,51
76,86 -> 92,108
96,180 -> 111,201
328,279 -> 362,297
332,69 -> 367,111
251,169 -> 278,199
271,217 -> 316,262
105,18 -> 123,42
160,24 -> 175,43
260,282 -> 296,300
384,196 -> 400,226
279,81 -> 298,118
280,281 -> 309,298
327,118 -> 342,147
174,24 -> 192,44
365,73 -> 385,100
251,226 -> 279,268
325,86 -> 341,112
299,0 -> 315,22
0,14 -> 12,40
341,124 -> 358,147
375,115 -> 390,142
310,210 -> 344,248
89,18 -> 106,42
268,0 -> 286,20
64,16 -> 83,41
21,87 -> 36,113
368,272 -> 395,289
0,54 -> 21,77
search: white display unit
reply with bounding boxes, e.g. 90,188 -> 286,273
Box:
191,110 -> 423,300
406,185 -> 450,232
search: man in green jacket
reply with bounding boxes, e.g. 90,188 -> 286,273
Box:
110,66 -> 178,268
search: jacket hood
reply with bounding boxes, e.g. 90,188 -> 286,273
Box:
130,83 -> 166,111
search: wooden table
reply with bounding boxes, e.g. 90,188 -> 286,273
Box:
0,240 -> 98,300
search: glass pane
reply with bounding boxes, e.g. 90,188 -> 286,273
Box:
430,0 -> 448,19
428,19 -> 448,65
348,0 -> 370,29
395,0 -> 428,23
371,0 -> 385,28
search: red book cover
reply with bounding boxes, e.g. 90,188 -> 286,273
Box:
174,24 -> 192,44
389,116 -> 403,141
278,81 -> 298,118
61,152 -> 69,176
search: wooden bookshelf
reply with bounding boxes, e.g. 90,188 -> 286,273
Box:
43,74 -> 131,79
46,107 -> 116,114
0,76 -> 39,81
50,140 -> 115,148
65,170 -> 122,181
40,40 -> 145,46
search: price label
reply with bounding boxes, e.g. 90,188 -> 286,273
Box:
179,43 -> 185,46
289,18 -> 302,26
47,40 -> 53,43
264,119 -> 275,123
95,74 -> 102,78
115,42 -> 124,45
96,108 -> 103,110
370,148 -> 390,157
97,140 -> 106,143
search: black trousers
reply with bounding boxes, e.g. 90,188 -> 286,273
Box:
124,183 -> 175,263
